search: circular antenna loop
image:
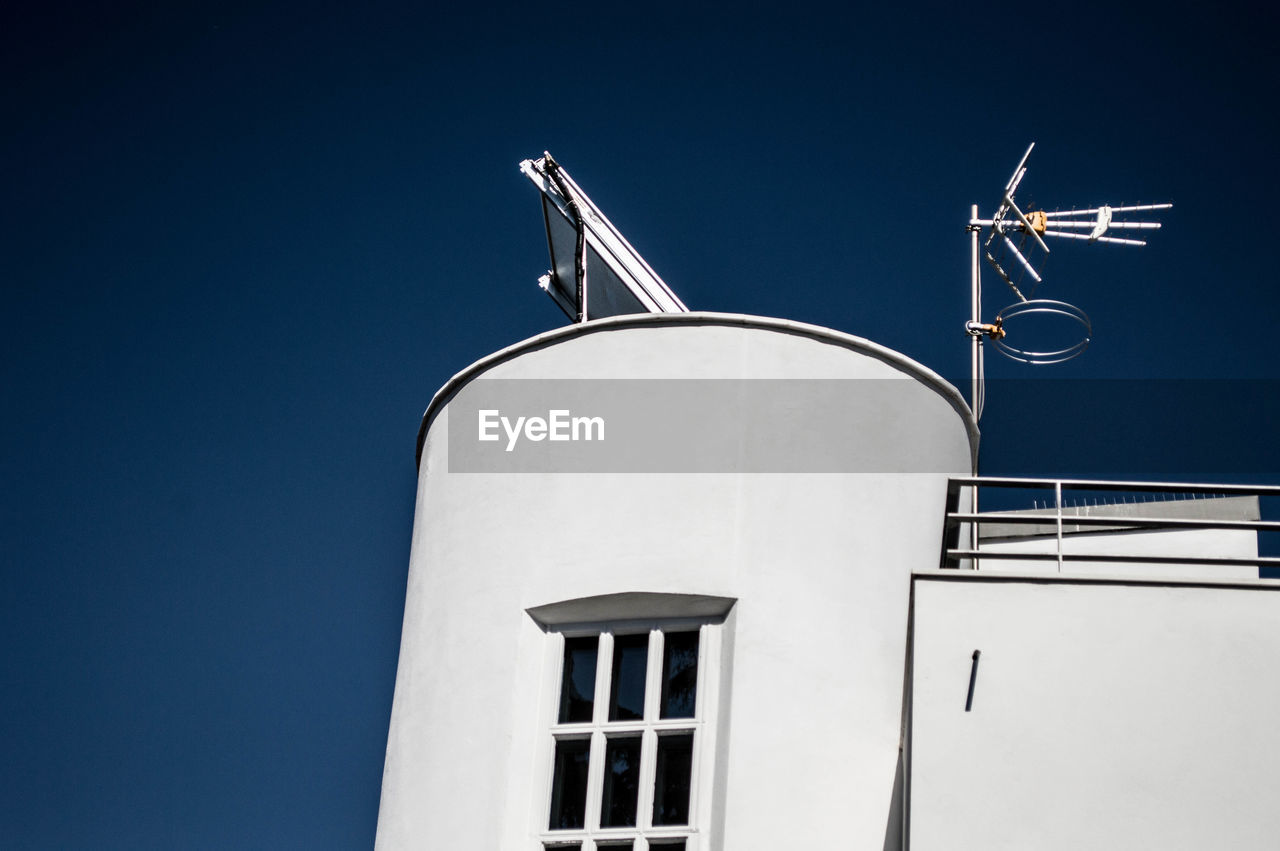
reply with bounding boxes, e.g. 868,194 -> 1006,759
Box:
991,299 -> 1092,365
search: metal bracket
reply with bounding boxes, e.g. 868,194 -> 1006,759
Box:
965,319 -> 1005,340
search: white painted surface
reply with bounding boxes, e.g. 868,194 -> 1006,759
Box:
375,315 -> 975,849
978,526 -> 1259,579
909,574 -> 1280,850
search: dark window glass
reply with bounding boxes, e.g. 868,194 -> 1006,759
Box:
608,634 -> 648,721
543,846 -> 582,850
548,738 -> 591,829
652,733 -> 694,825
649,842 -> 686,850
596,843 -> 634,850
558,636 -> 598,723
659,631 -> 699,719
600,735 -> 642,827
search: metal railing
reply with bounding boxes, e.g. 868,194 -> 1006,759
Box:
941,476 -> 1280,572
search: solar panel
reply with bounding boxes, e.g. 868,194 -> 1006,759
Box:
521,153 -> 689,322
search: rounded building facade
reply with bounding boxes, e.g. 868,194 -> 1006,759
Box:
376,313 -> 977,850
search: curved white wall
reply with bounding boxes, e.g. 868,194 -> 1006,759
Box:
376,314 -> 976,849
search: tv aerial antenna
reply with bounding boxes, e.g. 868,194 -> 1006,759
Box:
965,143 -> 1171,422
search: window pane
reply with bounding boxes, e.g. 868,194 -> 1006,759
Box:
608,634 -> 648,721
558,636 -> 598,723
595,841 -> 635,849
659,631 -> 699,719
600,735 -> 642,827
652,733 -> 694,825
548,738 -> 591,829
648,842 -> 686,850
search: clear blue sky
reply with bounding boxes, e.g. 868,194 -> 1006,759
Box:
3,1 -> 1277,847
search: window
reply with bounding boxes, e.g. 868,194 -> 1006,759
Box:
541,623 -> 718,851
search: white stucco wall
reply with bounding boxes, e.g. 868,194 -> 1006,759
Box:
375,314 -> 976,849
909,573 -> 1280,850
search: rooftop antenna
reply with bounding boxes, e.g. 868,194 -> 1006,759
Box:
965,143 -> 1172,423
960,145 -> 1171,559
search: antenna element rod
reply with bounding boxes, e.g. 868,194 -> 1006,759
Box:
1041,231 -> 1148,246
1043,203 -> 1173,217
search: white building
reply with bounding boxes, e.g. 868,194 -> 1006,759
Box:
374,158 -> 1280,850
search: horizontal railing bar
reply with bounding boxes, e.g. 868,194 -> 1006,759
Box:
941,477 -> 1280,571
944,513 -> 1280,532
946,476 -> 1280,496
946,549 -> 1280,567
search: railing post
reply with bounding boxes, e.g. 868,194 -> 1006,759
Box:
971,481 -> 980,571
940,479 -> 962,569
1055,480 -> 1064,573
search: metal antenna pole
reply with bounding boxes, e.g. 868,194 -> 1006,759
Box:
970,203 -> 981,445
969,203 -> 981,564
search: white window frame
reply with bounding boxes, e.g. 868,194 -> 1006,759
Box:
535,618 -> 721,851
